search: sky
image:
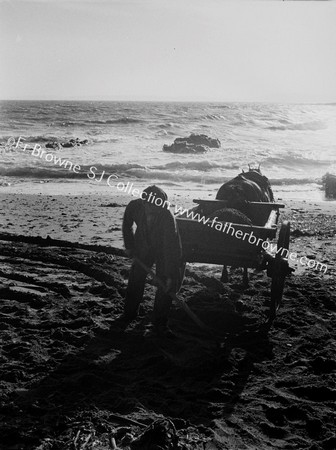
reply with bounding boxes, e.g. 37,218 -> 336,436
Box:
0,0 -> 336,102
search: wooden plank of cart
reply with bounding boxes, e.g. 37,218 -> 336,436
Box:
176,199 -> 292,323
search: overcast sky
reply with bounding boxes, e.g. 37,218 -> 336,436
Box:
1,0 -> 335,102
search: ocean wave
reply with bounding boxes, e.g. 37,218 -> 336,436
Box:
267,120 -> 327,131
0,163 -> 146,179
157,123 -> 180,129
0,166 -> 82,179
264,155 -> 332,168
0,161 -> 234,183
26,117 -> 144,127
58,121 -> 77,126
80,163 -> 146,173
89,137 -> 120,143
2,135 -> 61,143
0,164 -> 323,187
152,160 -> 240,171
203,114 -> 226,121
269,178 -> 321,186
113,168 -> 322,186
208,104 -> 231,109
0,134 -> 120,145
122,168 -> 225,183
87,117 -> 143,125
0,135 -> 94,145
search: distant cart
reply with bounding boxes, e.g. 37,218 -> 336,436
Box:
176,200 -> 292,322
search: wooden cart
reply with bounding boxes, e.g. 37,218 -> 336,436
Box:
176,199 -> 291,322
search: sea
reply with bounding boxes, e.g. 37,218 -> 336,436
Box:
1,100 -> 335,200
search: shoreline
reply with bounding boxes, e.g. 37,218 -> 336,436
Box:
1,175 -> 335,201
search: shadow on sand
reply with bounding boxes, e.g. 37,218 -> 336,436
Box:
2,302 -> 273,448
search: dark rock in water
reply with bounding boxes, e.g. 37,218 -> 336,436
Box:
163,133 -> 220,154
61,141 -> 77,148
175,133 -> 221,148
163,142 -> 209,154
45,141 -> 61,149
45,138 -> 91,149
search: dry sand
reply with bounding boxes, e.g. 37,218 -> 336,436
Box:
0,182 -> 335,449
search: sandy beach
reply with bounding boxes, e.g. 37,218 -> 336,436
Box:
0,182 -> 335,449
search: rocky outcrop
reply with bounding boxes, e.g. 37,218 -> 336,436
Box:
45,138 -> 90,149
175,133 -> 221,148
163,142 -> 209,154
163,133 -> 220,154
45,142 -> 62,149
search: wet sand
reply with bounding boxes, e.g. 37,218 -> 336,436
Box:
0,186 -> 335,449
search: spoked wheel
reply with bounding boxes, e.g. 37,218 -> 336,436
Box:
270,221 -> 290,322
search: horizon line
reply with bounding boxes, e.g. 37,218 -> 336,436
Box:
1,98 -> 335,105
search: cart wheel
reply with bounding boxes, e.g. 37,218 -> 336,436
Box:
270,221 -> 290,321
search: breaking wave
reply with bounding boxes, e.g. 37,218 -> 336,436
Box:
267,120 -> 327,131
87,117 -> 143,125
264,155 -> 332,168
152,160 -> 240,171
0,162 -> 324,187
1,135 -> 61,144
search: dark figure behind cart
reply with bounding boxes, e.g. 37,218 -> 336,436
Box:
122,185 -> 184,336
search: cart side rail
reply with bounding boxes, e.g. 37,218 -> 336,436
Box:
176,217 -> 277,266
